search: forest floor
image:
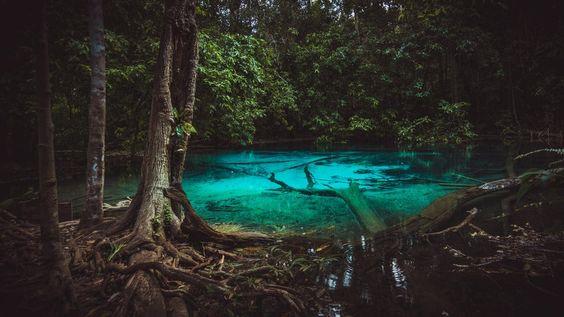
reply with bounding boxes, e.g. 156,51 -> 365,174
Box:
1,180 -> 564,316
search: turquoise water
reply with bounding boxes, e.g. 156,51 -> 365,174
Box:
59,148 -> 510,237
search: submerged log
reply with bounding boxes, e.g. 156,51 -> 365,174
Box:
267,172 -> 387,234
334,182 -> 386,233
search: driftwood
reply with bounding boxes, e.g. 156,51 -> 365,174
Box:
205,155 -> 389,234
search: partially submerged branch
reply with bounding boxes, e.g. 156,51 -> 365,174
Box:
267,171 -> 387,233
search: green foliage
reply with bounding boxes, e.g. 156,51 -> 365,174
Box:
44,0 -> 159,153
4,0 -> 564,164
163,203 -> 174,226
151,216 -> 162,231
196,32 -> 296,145
395,101 -> 475,147
172,108 -> 197,137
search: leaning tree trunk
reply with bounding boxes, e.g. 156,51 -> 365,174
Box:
82,0 -> 106,227
37,0 -> 75,313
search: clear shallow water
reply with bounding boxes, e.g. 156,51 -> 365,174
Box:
59,148 -> 511,237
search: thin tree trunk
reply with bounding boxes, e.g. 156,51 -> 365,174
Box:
164,0 -> 198,237
37,0 -> 75,313
82,0 -> 106,227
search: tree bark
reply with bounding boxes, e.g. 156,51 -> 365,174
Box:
37,0 -> 75,313
169,20 -> 198,187
108,0 -> 203,239
117,3 -> 199,315
82,0 -> 107,227
116,3 -> 178,316
169,0 -> 198,226
131,0 -> 177,242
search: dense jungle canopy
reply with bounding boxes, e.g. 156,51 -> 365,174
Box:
2,0 -> 564,167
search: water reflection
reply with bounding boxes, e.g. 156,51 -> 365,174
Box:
319,235 -> 416,314
391,258 -> 407,290
342,242 -> 354,288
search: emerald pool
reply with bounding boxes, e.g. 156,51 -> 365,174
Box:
59,148 -> 512,237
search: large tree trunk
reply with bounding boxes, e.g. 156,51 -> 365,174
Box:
82,0 -> 106,227
117,3 -> 195,315
130,0 -> 177,243
103,5 -> 278,314
117,3 -> 178,315
37,0 -> 75,313
111,0 -> 269,244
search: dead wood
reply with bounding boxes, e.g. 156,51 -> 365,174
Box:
423,208 -> 478,237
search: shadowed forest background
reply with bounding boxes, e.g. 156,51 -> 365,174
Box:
2,0 -> 563,172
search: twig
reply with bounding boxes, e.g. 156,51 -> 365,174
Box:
423,208 -> 478,237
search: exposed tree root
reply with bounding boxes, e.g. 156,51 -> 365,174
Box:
107,261 -> 229,292
74,222 -> 318,316
164,186 -> 273,246
3,170 -> 563,316
80,177 -> 317,316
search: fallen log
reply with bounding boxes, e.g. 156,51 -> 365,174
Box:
372,177 -> 524,242
267,172 -> 387,234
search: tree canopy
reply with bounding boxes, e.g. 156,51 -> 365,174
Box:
2,0 -> 563,164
